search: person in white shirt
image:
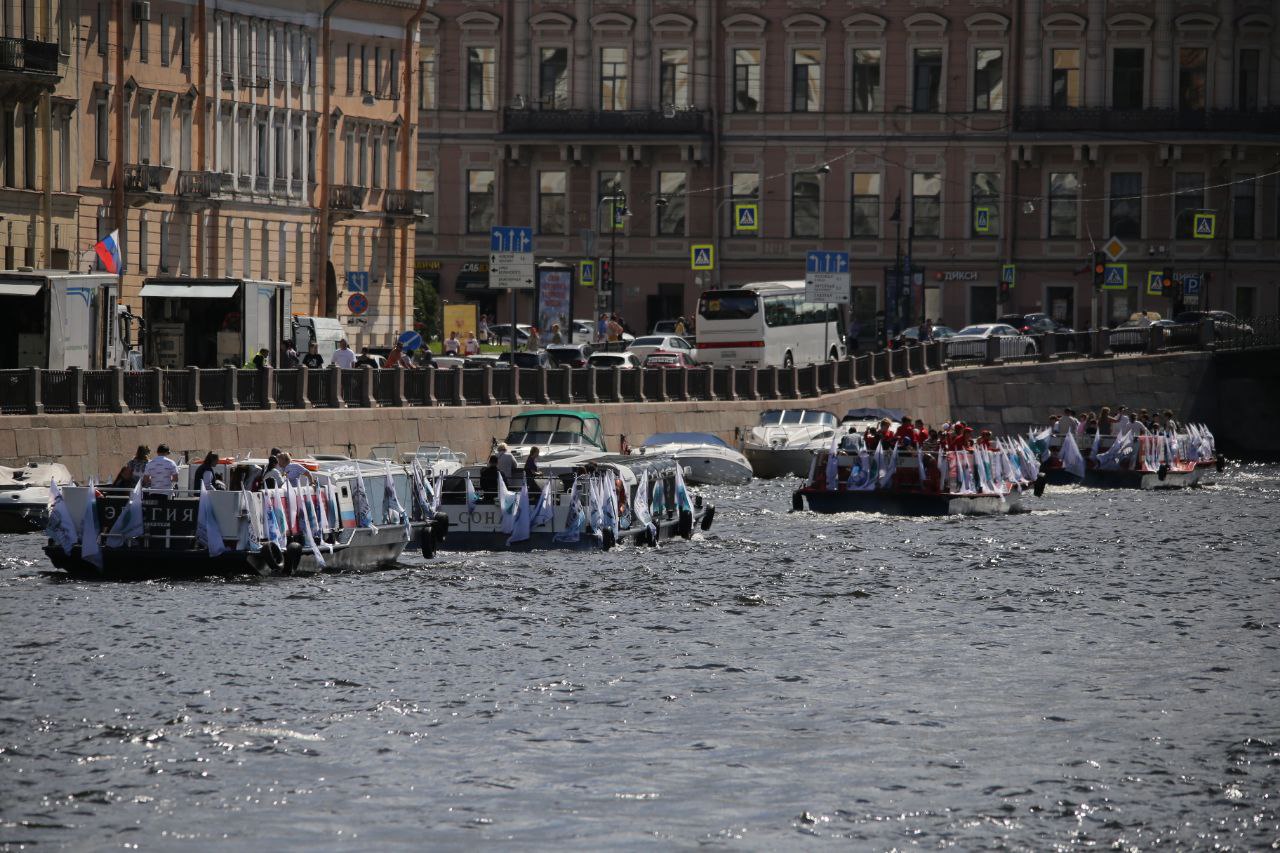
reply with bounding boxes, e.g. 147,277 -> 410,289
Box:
276,452 -> 315,487
495,443 -> 517,482
464,333 -> 481,356
444,332 -> 461,356
142,443 -> 180,493
332,339 -> 357,369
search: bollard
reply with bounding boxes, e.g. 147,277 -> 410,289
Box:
68,366 -> 86,414
329,364 -> 345,408
187,366 -> 202,411
362,366 -> 376,407
110,366 -> 129,413
298,366 -> 311,409
151,367 -> 167,413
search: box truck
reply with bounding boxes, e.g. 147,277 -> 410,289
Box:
140,277 -> 290,368
0,270 -> 135,369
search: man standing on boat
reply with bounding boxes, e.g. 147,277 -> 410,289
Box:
496,443 -> 517,483
276,452 -> 316,487
142,444 -> 180,494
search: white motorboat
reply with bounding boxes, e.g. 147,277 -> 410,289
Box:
399,444 -> 467,477
631,432 -> 753,486
500,409 -> 614,467
739,409 -> 839,478
0,460 -> 73,533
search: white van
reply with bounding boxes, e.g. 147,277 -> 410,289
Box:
293,317 -> 346,362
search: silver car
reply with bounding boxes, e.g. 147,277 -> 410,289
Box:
945,323 -> 1038,359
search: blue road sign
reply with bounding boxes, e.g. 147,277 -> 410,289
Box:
1193,213 -> 1215,239
1001,263 -> 1016,285
490,226 -> 534,253
579,260 -> 595,286
1102,263 -> 1128,290
805,251 -> 850,274
346,292 -> 368,315
345,271 -> 370,293
398,330 -> 424,351
734,203 -> 758,231
1181,274 -> 1202,295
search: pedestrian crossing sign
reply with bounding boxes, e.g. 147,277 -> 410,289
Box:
1001,263 -> 1016,287
579,259 -> 595,287
1193,212 -> 1215,239
974,206 -> 992,234
1102,263 -> 1128,290
691,245 -> 715,270
610,202 -> 626,231
734,203 -> 759,232
1146,270 -> 1163,296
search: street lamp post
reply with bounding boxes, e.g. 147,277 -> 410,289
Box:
1170,206 -> 1215,314
594,191 -> 631,327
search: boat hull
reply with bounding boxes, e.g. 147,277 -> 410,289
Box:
1082,468 -> 1199,490
802,488 -> 1023,516
743,446 -> 815,479
673,452 -> 752,486
435,502 -> 712,552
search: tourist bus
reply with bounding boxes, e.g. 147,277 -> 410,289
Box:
695,280 -> 844,368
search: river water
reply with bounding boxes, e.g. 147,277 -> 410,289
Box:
1,467 -> 1277,850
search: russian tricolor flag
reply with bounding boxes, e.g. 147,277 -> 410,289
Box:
93,229 -> 123,274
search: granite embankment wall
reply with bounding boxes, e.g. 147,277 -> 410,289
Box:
0,373 -> 951,481
3,350 -> 1268,480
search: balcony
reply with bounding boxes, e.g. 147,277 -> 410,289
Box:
329,184 -> 367,217
176,170 -> 232,205
501,108 -> 710,137
0,35 -> 62,99
1014,107 -> 1280,135
122,164 -> 167,200
383,189 -> 423,219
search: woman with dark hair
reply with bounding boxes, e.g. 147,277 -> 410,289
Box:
193,451 -> 225,490
113,445 -> 149,488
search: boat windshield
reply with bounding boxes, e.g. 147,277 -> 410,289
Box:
507,414 -> 602,447
759,410 -> 835,427
642,432 -> 729,449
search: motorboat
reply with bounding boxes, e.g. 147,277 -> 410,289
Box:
1037,424 -> 1220,489
42,455 -> 444,579
400,444 -> 466,477
500,409 -> 614,467
739,409 -> 839,478
796,435 -> 1043,516
835,407 -> 905,448
631,431 -> 753,485
435,452 -> 715,552
0,460 -> 73,533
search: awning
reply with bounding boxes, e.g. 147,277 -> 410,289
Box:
0,282 -> 44,296
140,283 -> 240,299
456,274 -> 490,291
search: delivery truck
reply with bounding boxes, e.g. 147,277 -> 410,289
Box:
0,270 -> 135,369
140,277 -> 290,368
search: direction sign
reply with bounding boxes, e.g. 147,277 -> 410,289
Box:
1102,263 -> 1128,290
346,292 -> 368,315
805,250 -> 851,304
691,245 -> 715,270
345,271 -> 370,293
398,330 -> 423,351
579,259 -> 595,287
974,206 -> 992,234
1181,273 -> 1202,295
1193,212 -> 1215,239
1146,270 -> 1163,296
1103,236 -> 1127,261
489,225 -> 535,289
1001,263 -> 1016,287
734,203 -> 759,232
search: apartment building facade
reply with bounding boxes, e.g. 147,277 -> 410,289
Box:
417,0 -> 1280,337
70,0 -> 426,365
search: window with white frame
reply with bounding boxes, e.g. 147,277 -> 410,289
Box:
1048,172 -> 1078,238
660,48 -> 690,108
539,47 -> 569,109
851,49 -> 881,112
467,47 -> 496,110
973,49 -> 1004,111
419,45 -> 437,110
911,172 -> 941,238
791,49 -> 821,112
733,49 -> 760,112
850,173 -> 880,238
600,47 -> 628,111
657,171 -> 686,236
538,171 -> 567,234
792,172 -> 820,237
467,169 -> 495,233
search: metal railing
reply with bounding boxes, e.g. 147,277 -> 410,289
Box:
176,170 -> 233,198
1,321 -> 1272,416
502,108 -> 709,135
122,163 -> 166,193
329,184 -> 367,210
0,36 -> 60,75
1014,107 -> 1280,134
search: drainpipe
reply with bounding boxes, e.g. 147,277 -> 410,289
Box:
399,0 -> 430,337
39,0 -> 51,265
196,0 -> 207,274
317,0 -> 346,318
1004,0 -> 1019,314
112,0 -> 125,255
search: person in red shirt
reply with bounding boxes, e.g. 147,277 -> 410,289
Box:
914,419 -> 930,444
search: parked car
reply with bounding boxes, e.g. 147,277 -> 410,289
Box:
587,351 -> 642,370
1173,310 -> 1253,336
895,324 -> 958,345
944,323 -> 1038,359
628,334 -> 698,362
1109,316 -> 1178,352
997,312 -> 1060,335
643,350 -> 699,369
545,343 -> 593,368
432,356 -> 467,369
496,350 -> 549,369
465,353 -> 501,366
651,319 -> 691,335
489,323 -> 533,346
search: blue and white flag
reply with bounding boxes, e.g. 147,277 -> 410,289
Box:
604,472 -> 620,536
465,473 -> 479,512
507,481 -> 532,546
649,477 -> 665,519
1089,430 -> 1102,459
383,465 -> 411,541
673,463 -> 695,514
531,477 -> 554,527
236,490 -> 263,553
195,482 -> 227,557
295,484 -> 325,568
553,478 -> 584,544
634,470 -> 657,542
105,479 -> 145,548
432,475 -> 444,512
45,479 -> 79,555
80,481 -> 103,569
824,433 -> 839,491
1059,433 -> 1086,479
352,465 -> 375,529
497,475 -> 518,534
263,488 -> 285,549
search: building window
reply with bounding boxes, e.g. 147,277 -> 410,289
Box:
138,215 -> 148,273
347,43 -> 355,95
973,49 -> 1004,111
1179,48 -> 1207,111
791,49 -> 821,112
1113,48 -> 1144,109
912,48 -> 942,112
539,47 -> 569,109
657,171 -> 686,236
98,1 -> 109,55
22,107 -> 35,188
158,104 -> 172,166
851,49 -> 881,112
600,48 -> 628,111
1048,172 -> 1079,238
357,132 -> 368,187
731,172 -> 760,235
850,173 -> 880,238
1237,49 -> 1260,111
1233,174 -> 1256,240
660,48 -> 690,108
912,172 -> 941,238
970,173 -> 999,237
467,169 -> 495,233
733,49 -> 760,113
467,47 -> 496,111
1108,172 -> 1142,239
1174,172 -> 1204,238
538,171 -> 567,235
416,168 -> 435,233
371,136 -> 382,189
138,104 -> 151,164
95,100 -> 109,162
419,46 -> 436,110
1051,49 -> 1081,108
791,173 -> 820,237
256,122 -> 268,178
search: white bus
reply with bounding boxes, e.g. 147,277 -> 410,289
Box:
695,280 -> 845,368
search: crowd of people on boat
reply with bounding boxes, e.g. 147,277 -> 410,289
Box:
845,416 -> 1003,454
109,445 -> 319,495
1046,406 -> 1181,438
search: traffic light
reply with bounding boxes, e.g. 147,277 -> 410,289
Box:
599,258 -> 612,287
1092,251 -> 1107,289
1161,268 -> 1174,297
998,279 -> 1010,303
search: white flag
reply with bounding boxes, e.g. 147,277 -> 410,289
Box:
105,479 -> 145,548
45,480 -> 80,555
81,481 -> 103,569
507,481 -> 532,546
1059,433 -> 1086,479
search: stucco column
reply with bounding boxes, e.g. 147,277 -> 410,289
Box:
1152,0 -> 1173,109
573,0 -> 591,109
1020,0 -> 1041,108
512,0 -> 530,103
1085,0 -> 1105,107
634,0 -> 652,107
693,0 -> 711,108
